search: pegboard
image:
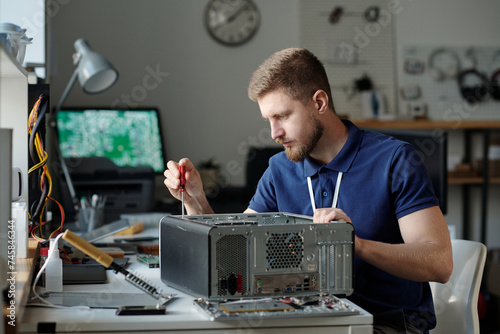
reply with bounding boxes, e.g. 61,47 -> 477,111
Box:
299,0 -> 397,120
398,45 -> 500,120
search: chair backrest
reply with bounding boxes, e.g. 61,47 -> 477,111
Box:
243,146 -> 282,203
430,239 -> 487,334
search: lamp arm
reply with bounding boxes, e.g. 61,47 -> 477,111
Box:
53,130 -> 78,210
55,67 -> 79,113
53,67 -> 80,210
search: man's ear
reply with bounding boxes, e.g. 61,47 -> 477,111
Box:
312,90 -> 329,114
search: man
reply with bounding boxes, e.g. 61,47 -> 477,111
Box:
164,48 -> 452,333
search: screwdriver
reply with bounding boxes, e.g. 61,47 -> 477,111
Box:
178,165 -> 186,218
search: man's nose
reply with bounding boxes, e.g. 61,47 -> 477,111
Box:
270,120 -> 285,140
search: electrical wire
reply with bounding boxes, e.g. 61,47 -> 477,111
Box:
28,96 -> 49,223
27,94 -> 66,242
30,233 -> 90,310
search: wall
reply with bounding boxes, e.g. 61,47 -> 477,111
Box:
300,0 -> 397,120
48,0 -> 299,192
394,0 -> 500,246
48,0 -> 500,245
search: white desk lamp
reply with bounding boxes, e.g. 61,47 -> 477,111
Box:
53,38 -> 118,209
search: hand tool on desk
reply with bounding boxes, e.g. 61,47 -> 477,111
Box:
61,229 -> 173,308
179,165 -> 186,218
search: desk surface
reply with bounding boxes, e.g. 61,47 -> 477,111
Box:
19,228 -> 372,334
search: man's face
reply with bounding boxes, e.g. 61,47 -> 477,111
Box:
258,90 -> 324,162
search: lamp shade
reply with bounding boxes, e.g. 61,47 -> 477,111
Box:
74,38 -> 118,94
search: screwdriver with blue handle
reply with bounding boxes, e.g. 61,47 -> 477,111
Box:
179,165 -> 186,218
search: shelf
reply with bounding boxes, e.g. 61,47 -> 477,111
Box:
448,175 -> 500,184
448,176 -> 484,185
0,42 -> 28,78
353,119 -> 500,130
0,40 -> 29,204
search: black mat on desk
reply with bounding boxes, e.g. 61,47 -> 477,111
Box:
63,258 -> 129,284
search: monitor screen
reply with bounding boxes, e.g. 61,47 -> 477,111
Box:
377,129 -> 448,215
57,108 -> 166,173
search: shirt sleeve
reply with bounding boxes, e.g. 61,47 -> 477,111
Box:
389,143 -> 440,219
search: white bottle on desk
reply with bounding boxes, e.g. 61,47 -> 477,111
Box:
45,238 -> 63,292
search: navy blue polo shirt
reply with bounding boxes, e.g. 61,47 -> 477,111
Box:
249,120 -> 439,331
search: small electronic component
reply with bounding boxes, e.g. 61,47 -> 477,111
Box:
137,255 -> 160,268
400,84 -> 422,100
404,58 -> 425,74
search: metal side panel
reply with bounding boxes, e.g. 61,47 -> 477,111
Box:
159,215 -> 213,298
316,222 -> 355,296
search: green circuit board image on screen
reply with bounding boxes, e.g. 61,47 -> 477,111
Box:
57,109 -> 165,173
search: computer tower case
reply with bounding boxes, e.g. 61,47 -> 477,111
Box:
160,212 -> 354,300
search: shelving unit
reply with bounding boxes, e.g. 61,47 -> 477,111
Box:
354,119 -> 500,245
1,41 -> 29,330
0,41 -> 29,202
448,177 -> 500,185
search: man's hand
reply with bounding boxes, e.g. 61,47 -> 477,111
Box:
314,206 -> 452,283
313,208 -> 360,256
313,208 -> 351,223
163,158 -> 214,215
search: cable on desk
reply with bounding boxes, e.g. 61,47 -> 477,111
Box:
30,233 -> 90,310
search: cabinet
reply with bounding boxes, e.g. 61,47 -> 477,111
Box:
354,119 -> 500,245
1,41 -> 29,330
0,41 -> 28,202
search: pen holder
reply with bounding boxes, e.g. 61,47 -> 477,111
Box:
77,206 -> 104,233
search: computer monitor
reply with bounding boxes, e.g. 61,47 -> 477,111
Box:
56,108 -> 166,173
377,129 -> 448,215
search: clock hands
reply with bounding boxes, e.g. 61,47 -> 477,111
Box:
210,1 -> 251,30
225,2 -> 250,24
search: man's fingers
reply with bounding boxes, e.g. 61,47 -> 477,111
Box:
313,208 -> 351,224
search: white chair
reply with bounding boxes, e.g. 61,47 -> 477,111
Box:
430,239 -> 487,334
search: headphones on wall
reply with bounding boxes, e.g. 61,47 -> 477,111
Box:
489,51 -> 500,101
490,69 -> 500,101
457,68 -> 490,104
428,48 -> 461,81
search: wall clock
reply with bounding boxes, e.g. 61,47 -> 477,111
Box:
204,0 -> 260,46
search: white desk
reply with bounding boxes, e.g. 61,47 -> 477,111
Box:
19,228 -> 372,334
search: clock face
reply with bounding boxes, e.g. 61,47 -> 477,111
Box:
205,0 -> 260,46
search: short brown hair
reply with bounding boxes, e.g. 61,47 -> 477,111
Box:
248,48 -> 334,111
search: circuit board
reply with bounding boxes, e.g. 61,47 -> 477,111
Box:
137,255 -> 160,268
193,294 -> 360,321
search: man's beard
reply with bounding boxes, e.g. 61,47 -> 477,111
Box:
277,116 -> 324,162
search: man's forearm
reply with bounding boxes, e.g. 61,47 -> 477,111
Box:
356,237 -> 452,283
